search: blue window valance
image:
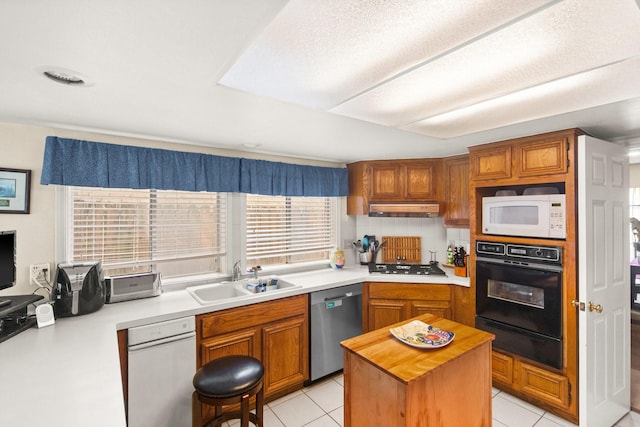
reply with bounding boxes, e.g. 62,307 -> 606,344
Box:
41,136 -> 348,197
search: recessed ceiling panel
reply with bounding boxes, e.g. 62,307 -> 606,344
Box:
218,0 -> 556,109
331,0 -> 640,128
402,56 -> 640,138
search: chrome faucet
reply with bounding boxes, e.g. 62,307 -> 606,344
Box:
248,265 -> 262,279
232,261 -> 242,281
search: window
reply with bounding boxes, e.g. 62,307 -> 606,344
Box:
65,187 -> 227,279
245,194 -> 337,268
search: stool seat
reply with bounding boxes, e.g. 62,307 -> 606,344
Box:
192,355 -> 265,427
193,355 -> 264,398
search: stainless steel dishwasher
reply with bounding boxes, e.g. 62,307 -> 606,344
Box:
128,316 -> 196,427
309,283 -> 362,381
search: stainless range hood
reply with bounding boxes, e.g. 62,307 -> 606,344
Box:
368,203 -> 440,218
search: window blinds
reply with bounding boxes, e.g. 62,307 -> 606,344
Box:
246,195 -> 336,266
69,187 -> 226,275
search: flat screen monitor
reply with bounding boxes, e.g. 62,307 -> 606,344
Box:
0,230 -> 16,290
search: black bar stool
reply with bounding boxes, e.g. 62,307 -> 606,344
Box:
192,355 -> 264,427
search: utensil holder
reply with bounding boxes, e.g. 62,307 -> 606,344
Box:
359,252 -> 372,265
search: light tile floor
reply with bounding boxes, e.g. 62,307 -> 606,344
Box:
223,373 -> 640,427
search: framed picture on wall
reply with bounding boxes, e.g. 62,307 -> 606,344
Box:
0,168 -> 31,214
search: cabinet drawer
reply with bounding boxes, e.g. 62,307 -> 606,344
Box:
491,351 -> 513,384
367,283 -> 451,300
199,295 -> 307,339
516,360 -> 570,409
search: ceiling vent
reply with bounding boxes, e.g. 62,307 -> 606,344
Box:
38,66 -> 93,87
43,70 -> 85,85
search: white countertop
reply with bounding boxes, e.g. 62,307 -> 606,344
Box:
0,266 -> 468,427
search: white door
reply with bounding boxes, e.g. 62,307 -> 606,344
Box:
578,134 -> 630,426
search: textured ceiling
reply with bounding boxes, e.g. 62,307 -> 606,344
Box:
221,0 -> 640,139
1,0 -> 640,163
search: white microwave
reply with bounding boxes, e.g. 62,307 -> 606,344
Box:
482,194 -> 566,239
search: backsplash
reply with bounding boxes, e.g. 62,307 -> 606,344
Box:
349,215 -> 469,266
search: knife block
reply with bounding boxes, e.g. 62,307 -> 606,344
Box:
454,254 -> 469,277
454,266 -> 467,277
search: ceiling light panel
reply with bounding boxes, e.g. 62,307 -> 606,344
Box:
218,0 -> 555,109
402,56 -> 640,138
331,0 -> 640,128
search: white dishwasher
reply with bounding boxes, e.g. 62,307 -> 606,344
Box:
128,316 -> 196,427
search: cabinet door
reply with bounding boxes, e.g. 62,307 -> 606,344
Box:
491,351 -> 514,385
198,328 -> 261,421
516,360 -> 570,411
369,163 -> 402,201
517,138 -> 568,177
367,299 -> 407,332
262,316 -> 308,396
404,161 -> 439,200
409,300 -> 452,320
200,328 -> 260,366
470,145 -> 512,180
443,155 -> 469,227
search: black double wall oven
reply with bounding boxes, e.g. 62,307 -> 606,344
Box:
475,241 -> 563,369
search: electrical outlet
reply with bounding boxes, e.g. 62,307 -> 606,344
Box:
30,263 -> 50,286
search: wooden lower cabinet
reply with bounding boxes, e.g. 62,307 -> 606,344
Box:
363,282 -> 453,332
517,360 -> 570,409
116,329 -> 128,419
491,351 -> 514,385
196,295 -> 309,404
200,328 -> 260,362
492,350 -> 573,421
262,316 -> 308,394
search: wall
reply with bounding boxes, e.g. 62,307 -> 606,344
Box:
631,163 -> 640,188
350,215 -> 469,267
0,121 -> 344,296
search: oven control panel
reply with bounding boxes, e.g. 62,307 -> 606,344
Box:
476,241 -> 561,264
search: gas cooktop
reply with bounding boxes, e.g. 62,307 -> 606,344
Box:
368,262 -> 447,276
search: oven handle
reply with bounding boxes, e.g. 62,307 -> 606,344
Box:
476,256 -> 563,272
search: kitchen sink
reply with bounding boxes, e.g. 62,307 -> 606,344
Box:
187,277 -> 301,305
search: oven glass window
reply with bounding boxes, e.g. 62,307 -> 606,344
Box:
490,205 -> 539,225
487,279 -> 544,309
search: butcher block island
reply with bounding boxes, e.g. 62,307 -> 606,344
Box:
341,313 -> 494,427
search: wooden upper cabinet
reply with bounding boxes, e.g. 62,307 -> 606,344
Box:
369,163 -> 403,200
470,144 -> 512,181
443,155 -> 470,228
404,160 -> 439,200
347,159 -> 442,214
517,137 -> 569,177
470,129 -> 576,184
347,162 -> 368,215
369,160 -> 440,202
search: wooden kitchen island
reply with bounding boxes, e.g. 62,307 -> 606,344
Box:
341,313 -> 494,427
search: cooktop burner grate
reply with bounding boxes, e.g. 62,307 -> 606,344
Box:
368,262 -> 446,276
